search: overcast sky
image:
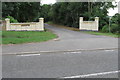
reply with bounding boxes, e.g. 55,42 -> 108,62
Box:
41,0 -> 119,16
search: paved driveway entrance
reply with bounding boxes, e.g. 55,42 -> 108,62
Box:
3,24 -> 118,54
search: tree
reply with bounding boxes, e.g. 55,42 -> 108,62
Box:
2,2 -> 41,22
2,1 -> 117,31
49,2 -> 115,29
39,4 -> 52,22
110,13 -> 120,33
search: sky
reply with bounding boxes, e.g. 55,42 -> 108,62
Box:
41,0 -> 56,5
41,0 -> 119,16
107,0 -> 119,16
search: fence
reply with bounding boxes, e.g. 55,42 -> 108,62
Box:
79,17 -> 99,31
5,18 -> 44,31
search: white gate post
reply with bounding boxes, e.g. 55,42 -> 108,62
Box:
79,17 -> 83,30
95,17 -> 99,31
5,18 -> 10,31
39,18 -> 44,31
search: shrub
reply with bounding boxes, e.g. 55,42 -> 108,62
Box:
101,24 -> 119,33
110,24 -> 119,33
101,25 -> 109,33
6,16 -> 18,23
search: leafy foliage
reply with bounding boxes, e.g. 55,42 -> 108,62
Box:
101,25 -> 109,33
2,2 -> 119,33
2,2 -> 41,22
101,13 -> 119,33
110,13 -> 119,33
46,2 -> 116,29
6,16 -> 18,23
110,24 -> 119,33
39,4 -> 53,22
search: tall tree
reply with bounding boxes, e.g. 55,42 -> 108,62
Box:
50,1 -> 116,29
39,4 -> 52,22
2,2 -> 41,22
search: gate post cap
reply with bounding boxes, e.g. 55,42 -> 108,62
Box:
95,17 -> 99,18
5,18 -> 10,21
39,18 -> 44,20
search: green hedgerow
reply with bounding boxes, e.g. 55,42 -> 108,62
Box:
6,16 -> 18,23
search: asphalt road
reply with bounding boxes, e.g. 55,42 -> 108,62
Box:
2,24 -> 118,54
2,24 -> 119,78
2,49 -> 118,78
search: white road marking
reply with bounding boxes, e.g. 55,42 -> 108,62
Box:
71,52 -> 81,53
64,52 -> 81,54
4,48 -> 118,55
105,50 -> 115,52
53,38 -> 60,41
63,70 -> 120,78
18,54 -> 41,57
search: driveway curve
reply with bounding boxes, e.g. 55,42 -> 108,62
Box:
3,24 -> 118,54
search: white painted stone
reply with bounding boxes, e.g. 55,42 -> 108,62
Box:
79,17 -> 99,31
5,18 -> 10,30
5,18 -> 44,31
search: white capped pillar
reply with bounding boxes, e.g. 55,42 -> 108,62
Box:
79,17 -> 83,30
95,17 -> 99,31
5,18 -> 10,31
39,18 -> 44,31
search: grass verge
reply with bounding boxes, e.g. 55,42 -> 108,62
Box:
81,31 -> 119,38
2,30 -> 57,44
47,22 -> 119,38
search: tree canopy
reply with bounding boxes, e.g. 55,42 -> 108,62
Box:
48,2 -> 116,29
2,2 -> 41,22
2,1 -> 119,32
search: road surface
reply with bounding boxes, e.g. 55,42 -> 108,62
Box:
2,49 -> 118,78
2,24 -> 119,78
2,24 -> 118,54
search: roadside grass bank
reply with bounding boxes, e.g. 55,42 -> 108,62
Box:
2,30 -> 57,44
81,31 -> 119,38
47,22 -> 119,38
0,31 -> 2,44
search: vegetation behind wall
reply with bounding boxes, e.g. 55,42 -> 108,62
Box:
2,2 -> 119,33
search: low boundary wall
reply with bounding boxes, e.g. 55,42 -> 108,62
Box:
79,17 -> 99,31
5,18 -> 44,31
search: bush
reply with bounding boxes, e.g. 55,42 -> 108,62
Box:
110,24 -> 119,33
101,25 -> 109,33
6,16 -> 18,23
101,24 -> 119,33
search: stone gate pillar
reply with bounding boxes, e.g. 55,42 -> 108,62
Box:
79,17 -> 83,30
95,17 -> 99,31
39,18 -> 44,31
5,18 -> 10,31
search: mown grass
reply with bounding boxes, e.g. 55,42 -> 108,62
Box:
2,30 -> 57,44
